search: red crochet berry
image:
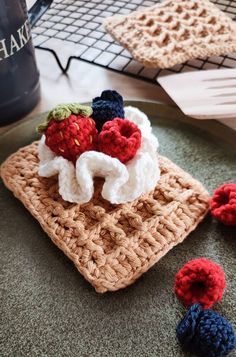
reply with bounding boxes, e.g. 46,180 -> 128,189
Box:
98,118 -> 141,163
38,104 -> 98,164
210,183 -> 236,226
45,115 -> 97,163
174,258 -> 226,309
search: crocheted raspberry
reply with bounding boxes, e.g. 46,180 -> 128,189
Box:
92,90 -> 125,131
37,103 -> 98,164
210,183 -> 236,226
98,118 -> 141,163
174,258 -> 226,309
177,304 -> 236,357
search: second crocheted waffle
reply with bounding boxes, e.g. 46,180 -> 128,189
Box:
1,142 -> 209,292
105,0 -> 236,68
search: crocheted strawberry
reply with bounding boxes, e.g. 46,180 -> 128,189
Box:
98,118 -> 141,163
92,90 -> 125,131
37,103 -> 98,164
210,183 -> 236,226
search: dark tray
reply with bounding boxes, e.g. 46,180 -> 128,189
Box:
1,101 -> 236,357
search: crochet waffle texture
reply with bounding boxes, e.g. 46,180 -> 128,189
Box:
1,142 -> 209,292
105,0 -> 236,68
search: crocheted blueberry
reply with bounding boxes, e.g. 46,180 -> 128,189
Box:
210,184 -> 236,226
92,90 -> 125,131
175,258 -> 226,309
98,118 -> 141,163
177,304 -> 236,357
37,103 -> 98,164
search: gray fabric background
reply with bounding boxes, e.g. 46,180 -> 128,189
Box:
1,104 -> 236,357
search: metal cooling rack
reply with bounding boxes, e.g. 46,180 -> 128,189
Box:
32,0 -> 236,82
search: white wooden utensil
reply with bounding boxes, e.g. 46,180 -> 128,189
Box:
158,68 -> 236,120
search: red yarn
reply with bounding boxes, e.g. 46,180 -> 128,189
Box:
98,118 -> 141,163
210,183 -> 236,226
174,258 -> 226,309
45,114 -> 98,163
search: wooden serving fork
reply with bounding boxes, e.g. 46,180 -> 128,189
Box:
158,68 -> 236,120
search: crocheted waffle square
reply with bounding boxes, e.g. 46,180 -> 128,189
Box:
104,0 -> 236,68
1,142 -> 209,292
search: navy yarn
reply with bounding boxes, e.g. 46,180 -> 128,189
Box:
177,304 -> 236,357
92,90 -> 125,131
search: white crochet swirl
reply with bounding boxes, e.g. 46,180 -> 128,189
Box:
38,106 -> 160,204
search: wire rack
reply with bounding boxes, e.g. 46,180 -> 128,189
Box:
32,0 -> 236,82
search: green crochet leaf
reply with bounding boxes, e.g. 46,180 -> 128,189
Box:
37,103 -> 93,133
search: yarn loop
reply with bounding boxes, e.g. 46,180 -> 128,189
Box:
98,118 -> 141,163
92,90 -> 125,131
210,183 -> 236,226
175,258 -> 226,309
177,304 -> 236,357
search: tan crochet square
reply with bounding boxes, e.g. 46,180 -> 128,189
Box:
104,0 -> 236,68
1,142 -> 209,292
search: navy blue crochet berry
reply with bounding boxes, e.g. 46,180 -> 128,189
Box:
92,90 -> 125,131
177,304 -> 236,357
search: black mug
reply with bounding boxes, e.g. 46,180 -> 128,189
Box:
0,0 -> 52,126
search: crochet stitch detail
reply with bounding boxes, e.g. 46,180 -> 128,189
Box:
37,103 -> 93,133
0,146 -> 209,292
92,90 -> 125,131
44,115 -> 98,164
175,258 -> 226,309
98,118 -> 141,163
105,0 -> 236,68
210,183 -> 236,226
38,106 -> 159,204
177,304 -> 236,357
